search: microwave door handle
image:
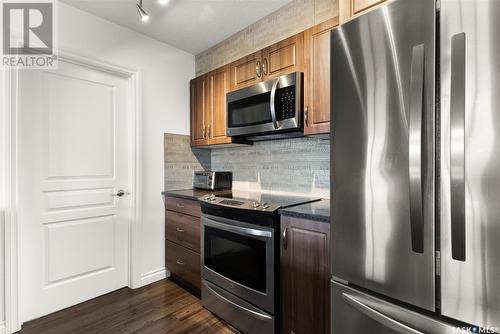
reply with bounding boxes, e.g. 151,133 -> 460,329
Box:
270,78 -> 280,129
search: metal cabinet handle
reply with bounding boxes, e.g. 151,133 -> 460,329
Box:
270,78 -> 280,129
342,293 -> 424,334
262,58 -> 268,76
176,259 -> 185,265
204,218 -> 272,239
204,281 -> 273,321
176,227 -> 185,233
304,106 -> 309,126
176,204 -> 185,208
282,227 -> 288,249
450,32 -> 466,262
256,60 -> 262,78
408,44 -> 425,254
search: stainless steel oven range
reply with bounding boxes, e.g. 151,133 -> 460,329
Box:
199,192 -> 318,334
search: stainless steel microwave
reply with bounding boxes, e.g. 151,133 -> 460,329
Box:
226,72 -> 303,138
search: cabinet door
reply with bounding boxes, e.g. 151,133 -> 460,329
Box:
190,76 -> 209,146
281,216 -> 330,334
262,33 -> 304,80
229,50 -> 263,91
339,0 -> 387,23
208,65 -> 232,145
304,18 -> 338,135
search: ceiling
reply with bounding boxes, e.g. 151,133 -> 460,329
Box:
61,0 -> 293,55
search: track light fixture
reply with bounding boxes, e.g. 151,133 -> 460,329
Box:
136,0 -> 150,22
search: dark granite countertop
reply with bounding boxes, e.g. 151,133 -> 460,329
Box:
162,189 -> 231,201
280,199 -> 330,223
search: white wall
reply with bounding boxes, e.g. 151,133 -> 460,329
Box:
0,68 -> 7,331
56,3 -> 194,284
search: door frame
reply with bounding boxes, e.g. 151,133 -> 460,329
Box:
1,51 -> 143,333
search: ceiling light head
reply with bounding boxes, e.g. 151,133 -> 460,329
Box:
158,0 -> 169,6
136,0 -> 150,22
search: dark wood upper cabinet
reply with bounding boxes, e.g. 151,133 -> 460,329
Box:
190,76 -> 209,146
191,20 -> 342,145
281,215 -> 330,334
339,0 -> 387,23
262,33 -> 305,80
303,18 -> 338,135
230,33 -> 305,91
208,65 -> 232,145
191,66 -> 236,148
230,50 -> 263,91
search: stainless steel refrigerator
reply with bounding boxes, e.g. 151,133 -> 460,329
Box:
330,0 -> 500,332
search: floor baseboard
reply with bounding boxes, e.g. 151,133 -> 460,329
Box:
140,267 -> 170,287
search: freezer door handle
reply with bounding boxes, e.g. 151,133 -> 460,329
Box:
409,44 -> 425,254
342,293 -> 424,334
450,32 -> 466,262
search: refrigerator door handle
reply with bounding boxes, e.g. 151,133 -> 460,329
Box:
409,44 -> 426,254
342,293 -> 424,334
450,32 -> 467,262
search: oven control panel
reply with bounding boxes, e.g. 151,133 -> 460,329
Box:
200,195 -> 278,212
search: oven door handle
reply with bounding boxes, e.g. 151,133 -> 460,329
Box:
203,218 -> 272,239
270,78 -> 280,129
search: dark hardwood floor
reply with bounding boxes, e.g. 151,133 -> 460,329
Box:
19,279 -> 239,334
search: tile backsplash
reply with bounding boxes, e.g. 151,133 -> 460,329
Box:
212,137 -> 330,198
164,133 -> 330,198
164,134 -> 210,191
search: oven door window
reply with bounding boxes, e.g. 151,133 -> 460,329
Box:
204,226 -> 267,293
227,92 -> 272,128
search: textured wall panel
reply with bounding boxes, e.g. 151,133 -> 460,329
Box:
164,134 -> 330,197
164,134 -> 211,190
211,137 -> 330,197
195,0 -> 339,75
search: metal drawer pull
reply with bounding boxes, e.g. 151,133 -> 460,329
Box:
262,58 -> 268,76
176,259 -> 185,265
176,227 -> 185,233
282,228 -> 288,249
342,293 -> 423,334
256,60 -> 262,78
205,282 -> 272,321
176,204 -> 185,208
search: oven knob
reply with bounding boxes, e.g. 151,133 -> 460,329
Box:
252,202 -> 260,208
262,204 -> 270,210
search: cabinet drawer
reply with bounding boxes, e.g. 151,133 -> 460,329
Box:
166,241 -> 201,290
165,196 -> 201,217
165,210 -> 200,253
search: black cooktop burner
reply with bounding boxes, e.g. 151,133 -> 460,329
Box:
199,190 -> 320,227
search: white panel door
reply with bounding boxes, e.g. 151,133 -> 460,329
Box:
19,59 -> 131,321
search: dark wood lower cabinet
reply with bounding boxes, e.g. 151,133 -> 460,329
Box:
165,195 -> 202,294
165,240 -> 201,291
281,215 -> 331,334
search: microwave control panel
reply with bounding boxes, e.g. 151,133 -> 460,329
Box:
277,86 -> 296,120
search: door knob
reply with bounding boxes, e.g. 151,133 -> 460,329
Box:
112,189 -> 129,197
